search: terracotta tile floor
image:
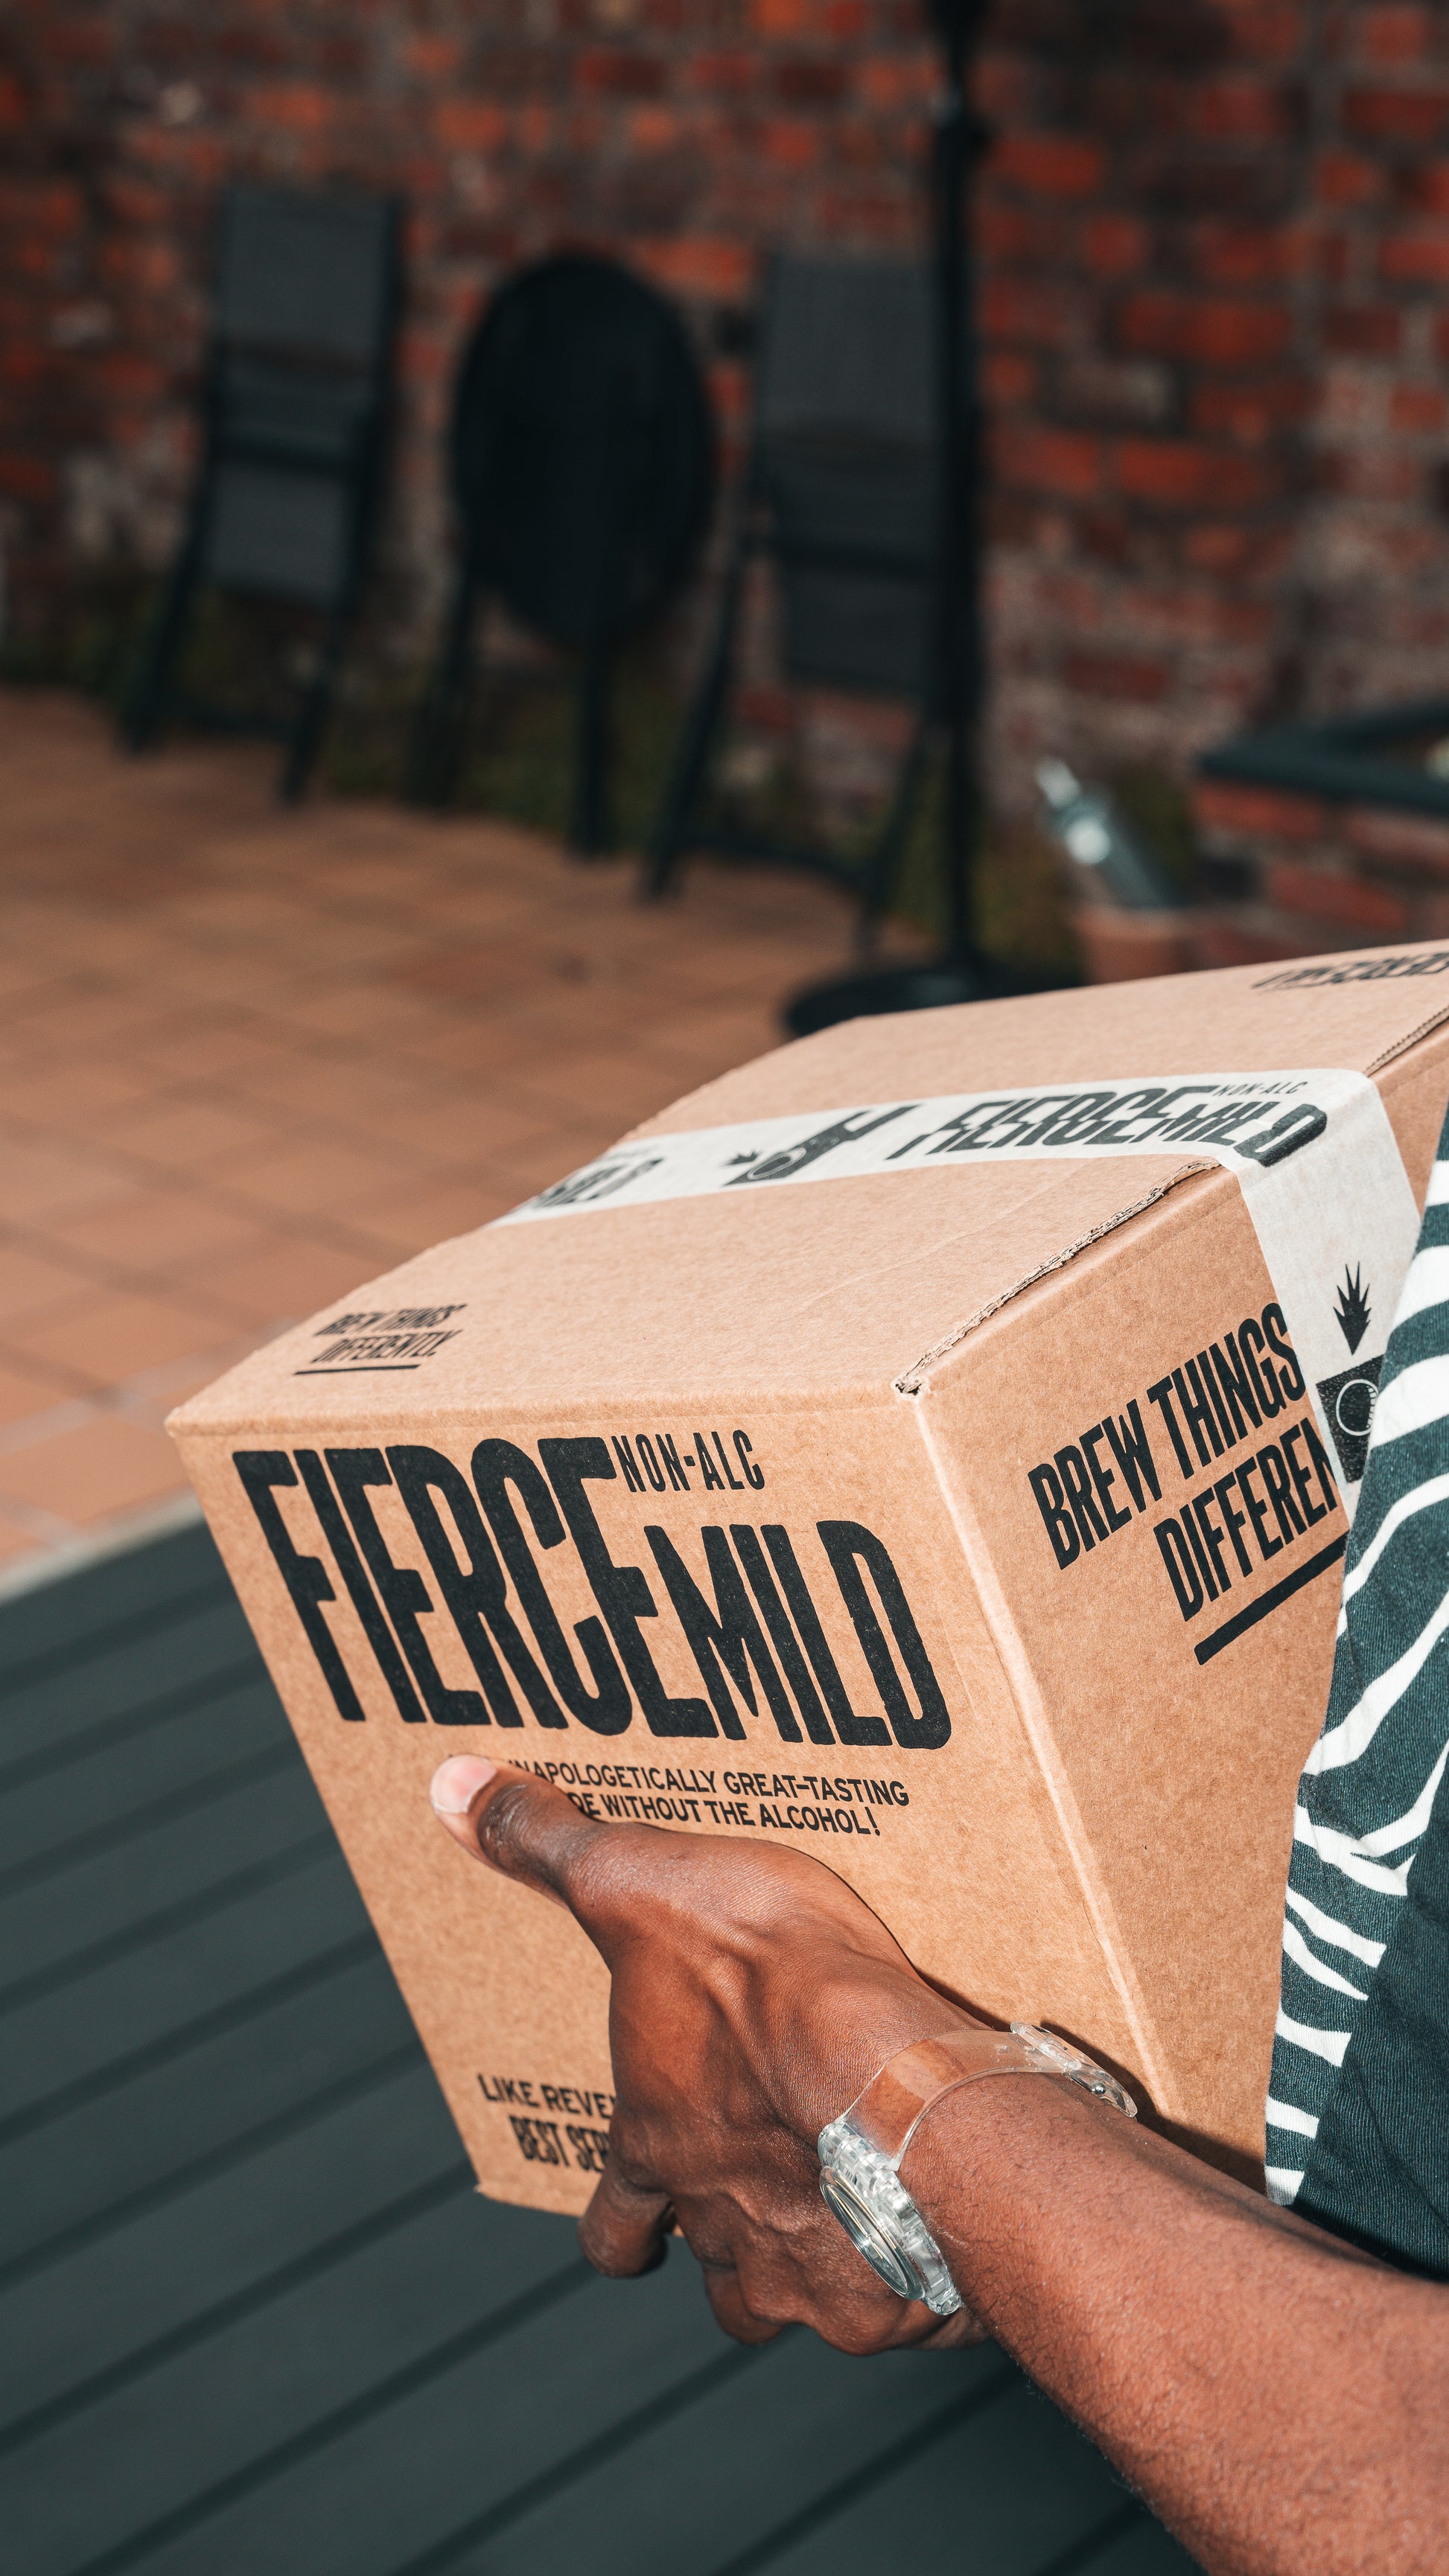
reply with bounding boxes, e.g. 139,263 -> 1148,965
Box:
0,689 -> 926,1586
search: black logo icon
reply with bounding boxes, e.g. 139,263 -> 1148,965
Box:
1316,1354 -> 1382,1485
1334,1263 -> 1372,1354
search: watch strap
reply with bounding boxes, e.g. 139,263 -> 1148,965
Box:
840,2022 -> 1137,2171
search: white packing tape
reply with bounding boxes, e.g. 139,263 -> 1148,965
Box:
501,1069 -> 1424,1523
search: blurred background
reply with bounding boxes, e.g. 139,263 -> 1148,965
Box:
5,0 -> 1449,975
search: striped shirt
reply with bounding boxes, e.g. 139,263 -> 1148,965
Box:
1267,1107 -> 1449,2271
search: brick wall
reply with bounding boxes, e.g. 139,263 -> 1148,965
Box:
4,0 -> 1449,820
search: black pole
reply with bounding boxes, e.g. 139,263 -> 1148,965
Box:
783,0 -> 1058,1037
934,0 -> 981,972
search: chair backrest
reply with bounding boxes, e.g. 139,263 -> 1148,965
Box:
200,186 -> 400,610
450,253 -> 715,649
755,254 -> 936,448
214,185 -> 398,373
751,253 -> 942,700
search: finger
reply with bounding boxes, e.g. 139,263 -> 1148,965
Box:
698,2264 -> 785,2347
577,2159 -> 673,2279
430,1757 -> 605,1911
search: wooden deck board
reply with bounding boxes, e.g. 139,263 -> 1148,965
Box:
0,1526 -> 1199,2574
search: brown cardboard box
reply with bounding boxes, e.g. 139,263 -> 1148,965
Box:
170,942 -> 1449,2213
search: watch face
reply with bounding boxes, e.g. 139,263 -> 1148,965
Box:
819,2169 -> 923,2303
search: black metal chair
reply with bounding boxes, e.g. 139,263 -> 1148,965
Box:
407,252 -> 714,853
645,253 -> 944,921
121,184 -> 401,803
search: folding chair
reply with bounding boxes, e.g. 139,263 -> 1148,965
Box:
407,253 -> 713,853
645,253 -> 944,922
121,184 -> 401,802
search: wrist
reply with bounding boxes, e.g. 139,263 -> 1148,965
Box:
900,2050 -> 1135,2312
815,2024 -> 1136,2320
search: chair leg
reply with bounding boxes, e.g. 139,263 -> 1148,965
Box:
643,551 -> 744,900
855,715 -> 934,954
119,539 -> 203,753
406,561 -> 480,809
278,605 -> 353,804
571,643 -> 612,855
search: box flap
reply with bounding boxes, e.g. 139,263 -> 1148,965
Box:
171,943 -> 1449,1438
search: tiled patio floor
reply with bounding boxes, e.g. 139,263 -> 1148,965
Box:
0,689 -> 926,1586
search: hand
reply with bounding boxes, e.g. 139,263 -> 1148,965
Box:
430,1754 -> 987,2352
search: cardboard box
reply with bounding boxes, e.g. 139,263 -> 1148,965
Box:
170,942 -> 1449,2210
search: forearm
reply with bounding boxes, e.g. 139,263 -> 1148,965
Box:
905,2077 -> 1448,2576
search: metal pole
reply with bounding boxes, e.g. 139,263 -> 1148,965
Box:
934,0 -> 985,972
782,0 -> 1059,1032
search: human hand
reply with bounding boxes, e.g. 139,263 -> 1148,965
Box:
430,1754 -> 987,2352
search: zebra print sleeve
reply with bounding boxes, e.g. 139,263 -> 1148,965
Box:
1267,1101 -> 1449,2271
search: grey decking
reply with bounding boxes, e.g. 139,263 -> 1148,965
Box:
0,1523 -> 1198,2575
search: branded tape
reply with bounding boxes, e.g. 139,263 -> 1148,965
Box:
503,1070 -> 1423,1522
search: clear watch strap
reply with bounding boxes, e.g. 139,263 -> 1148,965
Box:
842,2022 -> 1137,2170
817,2025 -> 1137,2321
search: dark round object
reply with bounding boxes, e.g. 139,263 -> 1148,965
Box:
453,253 -> 714,650
782,955 -> 1074,1039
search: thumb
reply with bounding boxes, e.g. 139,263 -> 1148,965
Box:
430,1756 -> 612,1920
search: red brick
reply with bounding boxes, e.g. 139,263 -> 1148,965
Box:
1346,806 -> 1449,879
1188,377 -> 1308,442
992,131 -> 1106,199
436,99 -> 508,150
1354,7 -> 1436,66
0,181 -> 85,241
1266,860 -> 1410,935
1190,222 -> 1300,288
0,450 -> 57,503
1113,438 -> 1281,511
1083,214 -> 1150,278
0,340 -> 50,389
578,48 -> 667,97
1194,780 -> 1328,841
978,203 -> 1067,267
1061,650 -> 1171,701
1323,305 -> 1403,355
1184,523 -> 1294,579
404,36 -> 465,81
984,349 -> 1037,406
981,274 -> 1077,351
1115,291 -> 1293,368
247,83 -> 336,133
761,118 -> 820,168
774,57 -> 846,105
1343,86 -> 1449,146
996,424 -> 1104,500
1380,231 -> 1449,285
1313,150 -> 1384,203
1391,383 -> 1449,434
690,52 -> 758,97
636,235 -> 754,300
1393,160 -> 1449,213
1186,77 -> 1302,144
856,53 -> 933,112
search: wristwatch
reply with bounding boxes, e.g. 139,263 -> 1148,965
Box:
817,2023 -> 1137,2318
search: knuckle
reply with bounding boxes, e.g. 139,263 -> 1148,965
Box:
472,1772 -> 538,1868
